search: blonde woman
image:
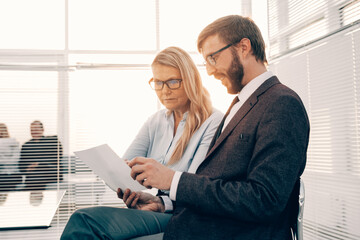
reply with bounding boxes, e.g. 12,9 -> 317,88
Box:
61,47 -> 223,240
123,46 -> 223,174
0,123 -> 22,191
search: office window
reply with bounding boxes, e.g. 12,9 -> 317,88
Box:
268,0 -> 360,239
288,18 -> 328,49
288,0 -> 326,26
159,0 -> 243,51
69,0 -> 157,50
341,0 -> 360,26
0,0 -> 65,49
267,0 -> 360,57
68,67 -> 156,155
0,71 -> 59,142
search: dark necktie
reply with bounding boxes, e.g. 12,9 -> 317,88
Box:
208,96 -> 240,151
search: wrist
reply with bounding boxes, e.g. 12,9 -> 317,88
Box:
157,196 -> 166,213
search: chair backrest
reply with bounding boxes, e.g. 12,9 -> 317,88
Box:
291,178 -> 305,240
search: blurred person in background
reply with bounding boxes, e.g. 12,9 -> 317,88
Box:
19,120 -> 63,190
0,123 -> 22,191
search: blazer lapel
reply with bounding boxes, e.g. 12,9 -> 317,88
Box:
205,76 -> 280,159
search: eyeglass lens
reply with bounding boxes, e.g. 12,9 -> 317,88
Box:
152,79 -> 181,90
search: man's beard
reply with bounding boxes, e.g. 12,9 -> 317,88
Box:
226,48 -> 244,94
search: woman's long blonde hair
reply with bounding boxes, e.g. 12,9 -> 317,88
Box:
152,46 -> 213,165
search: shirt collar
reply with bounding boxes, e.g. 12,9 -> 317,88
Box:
165,110 -> 188,122
237,71 -> 274,103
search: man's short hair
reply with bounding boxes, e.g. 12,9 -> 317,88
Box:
197,15 -> 267,64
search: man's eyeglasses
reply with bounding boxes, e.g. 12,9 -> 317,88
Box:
149,78 -> 183,90
203,41 -> 240,66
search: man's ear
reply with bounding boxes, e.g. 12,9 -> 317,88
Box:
236,38 -> 251,58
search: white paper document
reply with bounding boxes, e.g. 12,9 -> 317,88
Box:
74,144 -> 146,192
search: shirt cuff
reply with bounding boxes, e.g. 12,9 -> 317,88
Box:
170,171 -> 182,201
159,195 -> 173,212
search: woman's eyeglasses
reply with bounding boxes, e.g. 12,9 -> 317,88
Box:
149,78 -> 182,90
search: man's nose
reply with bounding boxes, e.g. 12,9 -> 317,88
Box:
205,63 -> 216,76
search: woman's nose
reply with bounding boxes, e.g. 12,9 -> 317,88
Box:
161,84 -> 172,94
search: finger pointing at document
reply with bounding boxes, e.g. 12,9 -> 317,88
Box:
128,157 -> 175,190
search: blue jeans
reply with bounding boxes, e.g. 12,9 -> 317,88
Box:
60,206 -> 171,240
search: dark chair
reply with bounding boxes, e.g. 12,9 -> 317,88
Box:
291,178 -> 305,240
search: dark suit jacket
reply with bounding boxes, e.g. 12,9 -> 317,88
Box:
19,135 -> 63,189
163,76 -> 310,240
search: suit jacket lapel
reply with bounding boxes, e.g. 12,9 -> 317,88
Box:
205,76 -> 280,159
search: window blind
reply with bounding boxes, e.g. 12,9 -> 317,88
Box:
268,0 -> 360,239
0,56 -> 69,239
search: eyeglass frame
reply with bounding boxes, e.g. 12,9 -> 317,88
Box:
148,78 -> 183,90
203,40 -> 241,66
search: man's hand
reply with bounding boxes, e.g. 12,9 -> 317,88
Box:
128,157 -> 175,190
117,188 -> 165,212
